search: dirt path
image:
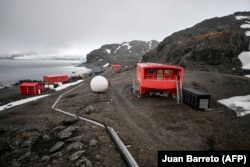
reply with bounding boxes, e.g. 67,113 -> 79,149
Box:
104,70 -> 250,166
1,69 -> 250,167
109,85 -> 170,161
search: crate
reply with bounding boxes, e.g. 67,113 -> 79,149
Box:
182,88 -> 211,109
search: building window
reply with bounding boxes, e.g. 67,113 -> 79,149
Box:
164,69 -> 173,75
147,69 -> 156,74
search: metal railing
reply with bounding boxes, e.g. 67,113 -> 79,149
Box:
144,75 -> 177,80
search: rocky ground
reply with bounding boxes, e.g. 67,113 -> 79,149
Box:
1,65 -> 250,167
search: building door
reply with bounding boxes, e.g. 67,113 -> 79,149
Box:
157,69 -> 163,79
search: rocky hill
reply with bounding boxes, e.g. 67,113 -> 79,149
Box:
142,11 -> 250,75
86,40 -> 159,67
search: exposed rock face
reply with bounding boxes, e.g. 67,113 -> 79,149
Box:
142,11 -> 250,74
86,40 -> 159,67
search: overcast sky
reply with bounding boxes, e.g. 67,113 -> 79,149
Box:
0,0 -> 249,55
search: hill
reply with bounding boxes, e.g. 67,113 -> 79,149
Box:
142,11 -> 250,74
86,40 -> 159,67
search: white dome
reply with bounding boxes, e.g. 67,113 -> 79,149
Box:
90,76 -> 109,92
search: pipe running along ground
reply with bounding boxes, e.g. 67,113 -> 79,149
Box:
51,81 -> 139,167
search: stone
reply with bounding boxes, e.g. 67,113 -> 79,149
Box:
76,157 -> 92,167
84,105 -> 95,114
66,141 -> 84,151
43,134 -> 50,141
65,135 -> 84,142
57,126 -> 76,140
89,139 -> 97,146
69,150 -> 86,161
51,125 -> 66,132
17,150 -> 31,161
30,154 -> 39,161
95,154 -> 101,159
61,117 -> 79,126
49,141 -> 65,153
51,151 -> 63,158
40,155 -> 50,162
20,140 -> 32,148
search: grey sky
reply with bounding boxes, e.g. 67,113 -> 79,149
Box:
0,0 -> 249,55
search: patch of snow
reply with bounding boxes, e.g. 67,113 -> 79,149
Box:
105,49 -> 111,54
0,94 -> 50,111
122,42 -> 132,50
148,43 -> 152,49
238,52 -> 250,78
103,63 -> 109,68
241,24 -> 250,28
53,80 -> 83,91
13,55 -> 33,60
218,95 -> 250,117
45,85 -> 55,89
238,51 -> 250,67
114,45 -> 121,54
236,16 -> 250,37
242,63 -> 250,70
235,16 -> 250,20
148,41 -> 152,49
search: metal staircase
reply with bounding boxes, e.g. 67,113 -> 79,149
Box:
132,79 -> 139,95
176,77 -> 183,104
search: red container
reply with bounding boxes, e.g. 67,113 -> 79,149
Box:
43,74 -> 69,84
135,63 -> 184,95
19,82 -> 44,95
111,64 -> 122,72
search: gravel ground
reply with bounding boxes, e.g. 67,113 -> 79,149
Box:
1,67 -> 250,167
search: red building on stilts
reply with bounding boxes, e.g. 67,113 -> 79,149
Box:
133,63 -> 184,103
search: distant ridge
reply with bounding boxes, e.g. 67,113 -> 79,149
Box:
86,40 -> 159,66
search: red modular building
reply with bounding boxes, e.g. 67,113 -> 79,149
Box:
111,64 -> 122,72
19,82 -> 44,95
43,74 -> 69,84
133,63 -> 184,97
